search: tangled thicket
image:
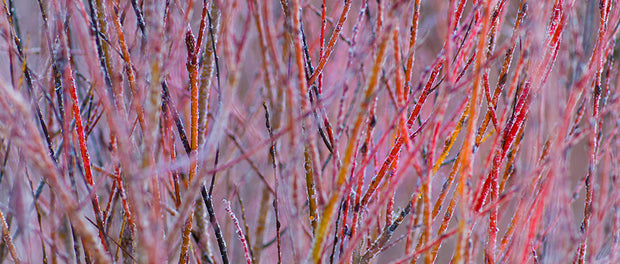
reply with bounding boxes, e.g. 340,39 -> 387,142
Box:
1,0 -> 620,263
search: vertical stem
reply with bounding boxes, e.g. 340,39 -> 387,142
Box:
0,209 -> 20,264
179,28 -> 200,264
454,2 -> 493,263
59,26 -> 110,254
310,24 -> 391,264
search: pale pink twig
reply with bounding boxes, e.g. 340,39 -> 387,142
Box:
223,199 -> 252,264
